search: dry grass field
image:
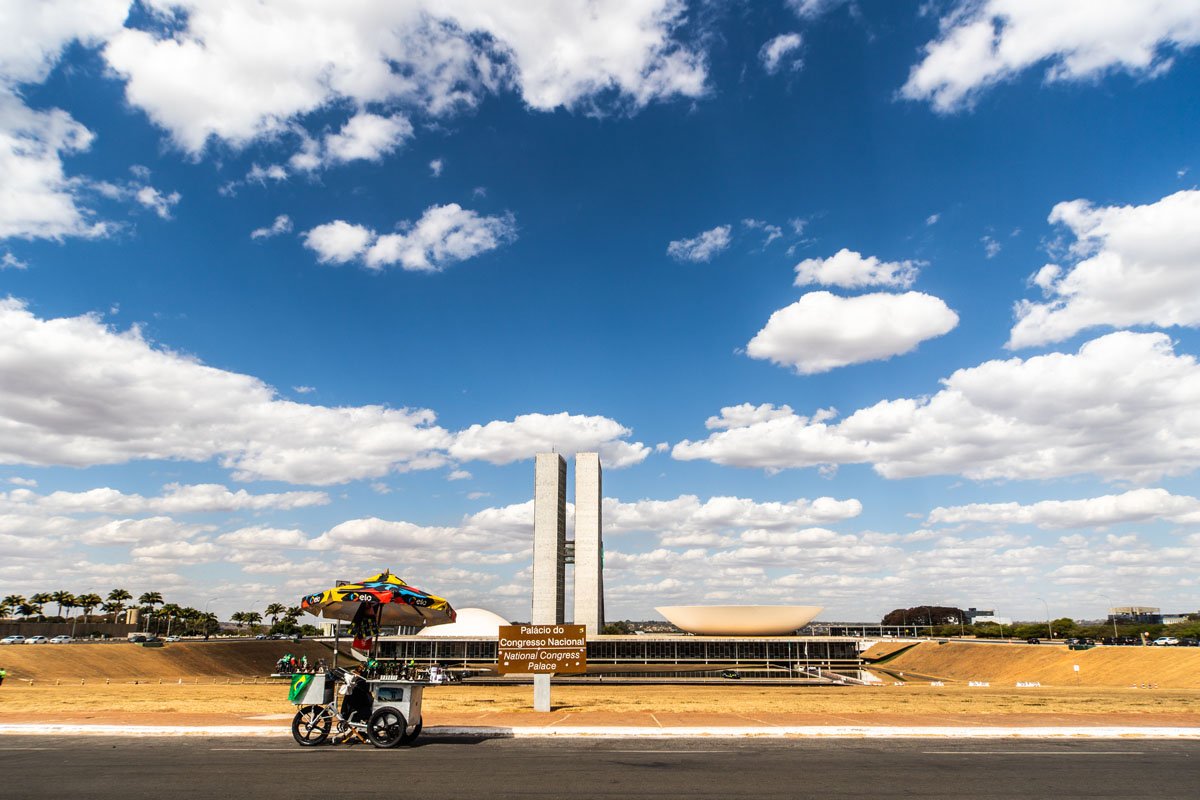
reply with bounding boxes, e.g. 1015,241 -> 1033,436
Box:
1,639 -> 1197,723
867,641 -> 1200,689
0,640 -> 339,681
1,682 -> 1198,719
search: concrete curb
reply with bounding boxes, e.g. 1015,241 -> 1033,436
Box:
2,724 -> 1198,739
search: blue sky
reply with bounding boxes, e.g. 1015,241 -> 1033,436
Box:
3,1 -> 1200,623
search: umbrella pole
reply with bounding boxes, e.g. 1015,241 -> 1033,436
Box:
332,616 -> 339,670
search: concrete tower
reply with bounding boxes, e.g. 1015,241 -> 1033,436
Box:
572,452 -> 605,636
531,453 -> 567,624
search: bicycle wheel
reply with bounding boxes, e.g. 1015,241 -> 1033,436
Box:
291,705 -> 332,746
366,707 -> 406,749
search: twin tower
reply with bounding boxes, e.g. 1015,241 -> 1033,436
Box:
532,452 -> 605,636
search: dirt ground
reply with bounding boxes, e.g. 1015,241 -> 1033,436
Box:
2,681 -> 1198,719
868,641 -> 1200,689
0,640 -> 340,681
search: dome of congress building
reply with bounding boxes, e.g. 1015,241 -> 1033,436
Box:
655,605 -> 823,636
416,607 -> 510,637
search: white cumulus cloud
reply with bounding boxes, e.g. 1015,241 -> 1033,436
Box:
450,413 -> 650,469
927,488 -> 1200,529
1009,190 -> 1200,348
677,330 -> 1200,483
304,204 -> 516,272
0,299 -> 648,484
100,1 -> 707,155
903,0 -> 1200,112
667,224 -> 732,263
251,214 -> 294,240
793,249 -> 922,289
746,291 -> 959,374
760,33 -> 804,74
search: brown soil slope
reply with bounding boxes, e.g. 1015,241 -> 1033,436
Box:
883,641 -> 1200,688
0,640 -> 340,681
860,641 -> 918,660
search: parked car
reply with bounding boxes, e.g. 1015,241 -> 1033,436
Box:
24,635 -> 49,644
128,635 -> 147,643
1026,637 -> 1040,644
163,635 -> 181,642
1,635 -> 25,645
254,634 -> 267,640
1179,638 -> 1199,647
49,635 -> 72,644
720,669 -> 741,679
1152,636 -> 1180,646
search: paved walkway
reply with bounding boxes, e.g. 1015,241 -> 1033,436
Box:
2,709 -> 1197,738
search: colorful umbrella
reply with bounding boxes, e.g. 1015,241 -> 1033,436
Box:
300,570 -> 456,629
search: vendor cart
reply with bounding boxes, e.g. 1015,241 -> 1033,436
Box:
289,669 -> 428,748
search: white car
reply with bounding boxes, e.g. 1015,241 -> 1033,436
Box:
1,635 -> 24,645
24,635 -> 49,644
1152,636 -> 1180,646
164,635 -> 181,642
49,635 -> 72,644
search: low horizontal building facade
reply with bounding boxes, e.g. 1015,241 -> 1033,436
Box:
377,634 -> 862,679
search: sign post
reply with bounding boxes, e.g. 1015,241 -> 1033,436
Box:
497,624 -> 587,712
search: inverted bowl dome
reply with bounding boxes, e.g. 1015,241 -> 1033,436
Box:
655,605 -> 822,635
416,607 -> 510,637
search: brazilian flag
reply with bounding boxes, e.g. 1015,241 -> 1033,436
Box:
289,673 -> 314,703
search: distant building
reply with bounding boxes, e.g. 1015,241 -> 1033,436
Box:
965,608 -> 1011,625
1108,606 -> 1162,624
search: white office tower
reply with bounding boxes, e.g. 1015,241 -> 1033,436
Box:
532,453 -> 567,624
572,452 -> 605,636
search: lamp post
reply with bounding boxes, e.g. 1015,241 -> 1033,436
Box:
1098,593 -> 1118,640
1037,597 -> 1053,640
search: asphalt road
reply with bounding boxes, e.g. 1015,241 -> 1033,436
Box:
1,735 -> 1196,799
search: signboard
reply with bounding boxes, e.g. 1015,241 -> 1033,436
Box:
497,624 -> 587,675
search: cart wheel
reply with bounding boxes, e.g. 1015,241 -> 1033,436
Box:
402,717 -> 423,745
291,705 -> 332,746
366,707 -> 407,749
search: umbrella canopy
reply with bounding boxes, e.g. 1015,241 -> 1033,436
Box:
301,571 -> 456,628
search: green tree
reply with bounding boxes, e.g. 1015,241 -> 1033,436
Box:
107,588 -> 132,621
30,592 -> 53,620
264,603 -> 287,625
76,593 -> 103,622
2,594 -> 25,618
17,602 -> 39,619
159,603 -> 183,636
50,590 -> 75,620
231,611 -> 248,630
0,596 -> 13,619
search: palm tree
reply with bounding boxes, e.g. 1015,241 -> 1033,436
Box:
50,590 -> 75,620
264,603 -> 287,625
1,594 -> 24,618
76,593 -> 103,622
107,588 -> 132,622
230,611 -> 248,630
30,592 -> 52,620
17,602 -> 39,619
159,603 -> 182,636
245,611 -> 262,626
285,606 -> 302,622
61,594 -> 79,622
138,591 -> 163,632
